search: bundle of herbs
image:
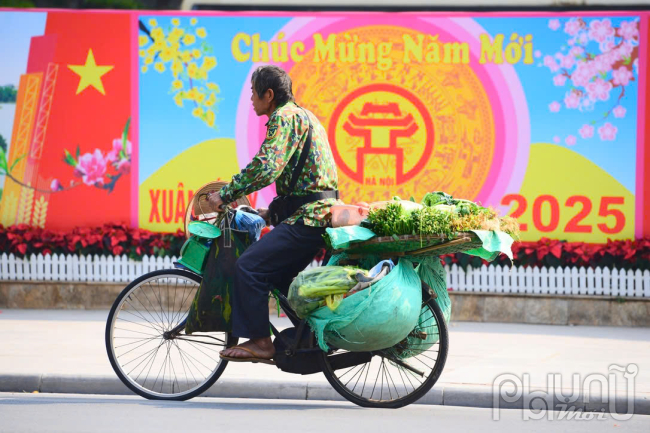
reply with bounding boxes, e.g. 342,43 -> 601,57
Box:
364,192 -> 520,240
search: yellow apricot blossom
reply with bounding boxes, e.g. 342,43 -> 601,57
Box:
196,27 -> 207,38
201,56 -> 217,71
171,18 -> 180,26
183,34 -> 196,45
181,50 -> 192,63
139,49 -> 146,58
195,90 -> 206,103
207,83 -> 220,92
205,109 -> 215,127
172,80 -> 183,90
139,35 -> 149,47
174,93 -> 184,107
147,46 -> 156,56
190,18 -> 197,25
192,107 -> 204,117
145,56 -> 153,65
192,49 -> 202,59
141,66 -> 148,73
171,60 -> 183,78
148,18 -> 158,27
151,27 -> 164,42
187,62 -> 200,79
204,92 -> 216,106
160,47 -> 176,62
154,62 -> 166,73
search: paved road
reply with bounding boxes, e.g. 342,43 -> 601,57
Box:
0,393 -> 648,433
2,309 -> 649,392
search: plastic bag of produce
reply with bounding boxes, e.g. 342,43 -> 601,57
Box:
288,266 -> 369,318
307,259 -> 422,352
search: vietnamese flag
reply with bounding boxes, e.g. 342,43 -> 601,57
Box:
22,11 -> 133,230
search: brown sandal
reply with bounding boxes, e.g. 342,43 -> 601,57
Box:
219,346 -> 275,365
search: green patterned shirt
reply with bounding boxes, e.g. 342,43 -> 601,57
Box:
220,101 -> 340,227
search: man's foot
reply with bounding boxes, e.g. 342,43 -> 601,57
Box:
219,337 -> 275,365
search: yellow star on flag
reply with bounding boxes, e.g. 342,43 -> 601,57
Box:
67,49 -> 114,95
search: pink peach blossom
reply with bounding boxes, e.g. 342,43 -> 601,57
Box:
571,62 -> 595,87
618,41 -> 634,59
599,39 -> 615,53
50,179 -> 63,192
107,138 -> 132,164
565,135 -> 577,146
553,74 -> 567,86
578,124 -> 594,139
593,55 -> 613,74
634,58 -> 639,75
588,19 -> 615,43
564,19 -> 581,36
569,46 -> 584,57
553,136 -> 561,143
598,122 -> 618,141
559,53 -> 575,69
543,55 -> 560,73
548,19 -> 560,31
117,159 -> 131,174
578,32 -> 589,45
534,50 -> 542,58
568,38 -> 575,46
612,105 -> 626,118
618,20 -> 639,40
549,101 -> 561,112
612,66 -> 633,86
586,78 -> 612,101
564,91 -> 581,109
76,149 -> 107,186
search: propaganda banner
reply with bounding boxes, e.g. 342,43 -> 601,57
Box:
1,9 -> 648,243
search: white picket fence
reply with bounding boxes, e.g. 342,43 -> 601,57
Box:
446,264 -> 650,298
0,253 -> 649,298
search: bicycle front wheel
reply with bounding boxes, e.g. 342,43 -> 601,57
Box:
105,269 -> 236,401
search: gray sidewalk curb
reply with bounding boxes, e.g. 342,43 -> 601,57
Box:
1,374 -> 648,415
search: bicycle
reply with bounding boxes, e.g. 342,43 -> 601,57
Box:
105,186 -> 449,409
106,267 -> 449,409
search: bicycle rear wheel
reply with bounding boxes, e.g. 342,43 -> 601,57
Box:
105,269 -> 236,401
320,283 -> 449,408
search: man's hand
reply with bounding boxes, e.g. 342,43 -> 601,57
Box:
208,192 -> 225,212
257,208 -> 270,225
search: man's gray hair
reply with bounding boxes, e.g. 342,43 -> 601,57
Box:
251,65 -> 295,106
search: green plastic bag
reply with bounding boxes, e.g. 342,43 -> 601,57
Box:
324,226 -> 376,250
184,227 -> 252,334
306,259 -> 422,352
287,266 -> 369,318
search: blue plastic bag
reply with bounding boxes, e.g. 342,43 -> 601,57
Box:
233,211 -> 266,242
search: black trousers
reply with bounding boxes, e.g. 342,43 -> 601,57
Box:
231,221 -> 326,339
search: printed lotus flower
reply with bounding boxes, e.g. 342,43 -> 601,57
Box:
76,149 -> 107,186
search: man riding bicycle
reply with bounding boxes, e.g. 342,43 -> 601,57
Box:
208,65 -> 340,364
